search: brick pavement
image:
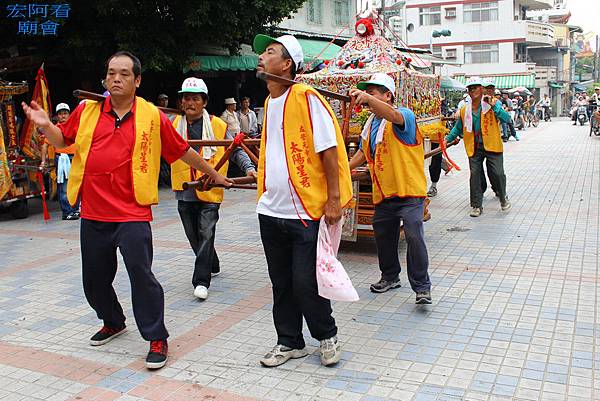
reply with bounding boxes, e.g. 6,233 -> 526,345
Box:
0,118 -> 598,401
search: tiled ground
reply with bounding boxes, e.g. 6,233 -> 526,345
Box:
0,118 -> 598,401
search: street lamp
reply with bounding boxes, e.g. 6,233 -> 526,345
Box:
430,29 -> 451,55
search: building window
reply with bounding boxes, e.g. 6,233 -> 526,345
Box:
419,6 -> 441,26
307,0 -> 322,24
334,0 -> 350,26
445,7 -> 456,18
432,47 -> 442,58
464,44 -> 499,63
464,2 -> 499,23
445,48 -> 457,60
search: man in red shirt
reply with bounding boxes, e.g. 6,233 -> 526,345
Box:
22,51 -> 231,370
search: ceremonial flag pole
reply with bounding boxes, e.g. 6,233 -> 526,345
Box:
21,63 -> 52,159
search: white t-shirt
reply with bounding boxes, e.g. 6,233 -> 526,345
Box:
256,88 -> 337,219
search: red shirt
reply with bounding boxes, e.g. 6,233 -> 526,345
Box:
60,97 -> 189,222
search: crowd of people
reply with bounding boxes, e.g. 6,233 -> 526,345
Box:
26,32 -> 595,374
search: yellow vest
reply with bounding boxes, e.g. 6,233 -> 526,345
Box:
170,115 -> 228,203
460,105 -> 503,157
363,119 -> 427,204
67,97 -> 162,207
257,84 -> 352,220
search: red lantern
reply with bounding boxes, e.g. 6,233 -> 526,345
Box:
406,57 -> 412,63
324,59 -> 330,65
396,59 -> 402,65
358,61 -> 365,68
337,60 -> 344,67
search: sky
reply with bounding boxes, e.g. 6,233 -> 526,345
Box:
566,0 -> 600,36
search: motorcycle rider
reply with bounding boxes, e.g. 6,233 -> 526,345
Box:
572,95 -> 588,125
540,94 -> 551,121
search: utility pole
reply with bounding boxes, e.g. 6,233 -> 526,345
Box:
592,35 -> 600,82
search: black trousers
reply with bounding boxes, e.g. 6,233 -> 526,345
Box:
429,142 -> 442,184
373,197 -> 431,293
258,214 -> 337,349
80,219 -> 169,341
468,146 -> 507,208
177,200 -> 220,288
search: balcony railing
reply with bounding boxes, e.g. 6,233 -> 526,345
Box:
518,20 -> 555,47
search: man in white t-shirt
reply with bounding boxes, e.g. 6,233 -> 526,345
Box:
253,33 -> 353,368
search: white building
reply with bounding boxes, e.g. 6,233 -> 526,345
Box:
278,0 -> 357,40
404,0 -> 554,87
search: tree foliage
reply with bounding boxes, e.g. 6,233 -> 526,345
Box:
575,56 -> 594,78
1,0 -> 306,75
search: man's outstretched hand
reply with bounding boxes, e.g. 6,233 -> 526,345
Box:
21,101 -> 51,128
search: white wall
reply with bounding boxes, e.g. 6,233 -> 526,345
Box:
404,0 -> 533,76
278,0 -> 357,38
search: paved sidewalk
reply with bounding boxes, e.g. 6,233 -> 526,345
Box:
0,118 -> 598,401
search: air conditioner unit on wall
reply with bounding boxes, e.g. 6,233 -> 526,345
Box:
445,8 -> 456,18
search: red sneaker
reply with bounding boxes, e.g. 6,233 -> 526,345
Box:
146,339 -> 168,369
89,325 -> 126,346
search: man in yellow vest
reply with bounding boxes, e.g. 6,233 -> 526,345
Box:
254,33 -> 352,367
348,73 -> 432,305
170,77 -> 257,300
40,102 -> 80,220
444,77 -> 512,217
22,51 -> 230,370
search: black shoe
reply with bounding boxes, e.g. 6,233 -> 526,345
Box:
89,324 -> 126,346
416,291 -> 432,304
370,277 -> 401,293
62,215 -> 69,220
146,339 -> 168,369
65,213 -> 79,220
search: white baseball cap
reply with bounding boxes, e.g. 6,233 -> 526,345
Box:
253,34 -> 304,71
483,77 -> 496,88
465,77 -> 485,87
55,103 -> 70,112
357,73 -> 396,96
179,77 -> 208,94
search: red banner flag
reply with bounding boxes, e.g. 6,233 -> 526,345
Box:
4,103 -> 19,149
21,65 -> 52,159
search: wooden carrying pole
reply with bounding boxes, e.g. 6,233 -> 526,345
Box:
73,90 -> 183,115
350,138 -> 460,182
183,175 -> 256,190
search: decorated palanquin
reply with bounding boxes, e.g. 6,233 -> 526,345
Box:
1,72 -> 51,219
297,18 -> 448,240
0,79 -> 28,201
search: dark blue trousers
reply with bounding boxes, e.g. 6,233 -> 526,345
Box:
54,155 -> 79,217
80,219 -> 169,341
258,214 -> 337,349
372,197 -> 431,293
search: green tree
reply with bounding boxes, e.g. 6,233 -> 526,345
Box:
575,56 -> 594,80
1,0 -> 306,76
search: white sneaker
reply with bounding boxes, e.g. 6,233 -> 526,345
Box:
469,207 -> 483,217
259,344 -> 308,367
320,336 -> 342,366
193,285 -> 208,300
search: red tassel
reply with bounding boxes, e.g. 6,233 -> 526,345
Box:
440,138 -> 460,172
36,171 -> 51,221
